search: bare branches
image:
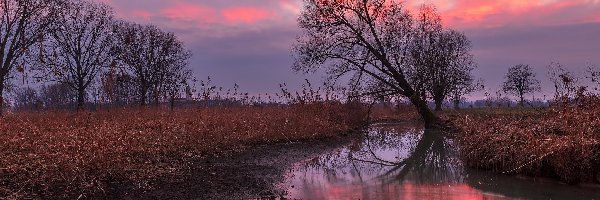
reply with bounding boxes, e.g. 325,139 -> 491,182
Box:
503,64 -> 541,106
294,0 -> 439,125
37,0 -> 114,110
407,5 -> 477,111
0,0 -> 61,115
111,21 -> 191,106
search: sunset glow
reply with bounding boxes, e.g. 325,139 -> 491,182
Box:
97,0 -> 600,95
100,0 -> 600,29
288,181 -> 508,200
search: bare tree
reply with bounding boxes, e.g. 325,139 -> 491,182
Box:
502,64 -> 541,107
450,78 -> 484,109
164,68 -> 192,110
293,0 -> 439,126
39,82 -> 75,109
111,21 -> 191,106
14,86 -> 40,111
99,64 -> 138,106
548,62 -> 581,102
37,0 -> 114,110
407,5 -> 442,102
408,5 -> 477,111
0,0 -> 60,115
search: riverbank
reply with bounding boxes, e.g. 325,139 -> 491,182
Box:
0,103 -> 366,199
445,100 -> 600,184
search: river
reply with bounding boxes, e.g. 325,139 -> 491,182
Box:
279,123 -> 600,199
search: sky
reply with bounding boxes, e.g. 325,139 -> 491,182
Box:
97,0 -> 600,100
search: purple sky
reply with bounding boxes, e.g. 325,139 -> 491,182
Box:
97,0 -> 600,99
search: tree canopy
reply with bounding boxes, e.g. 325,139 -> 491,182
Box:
502,64 -> 541,106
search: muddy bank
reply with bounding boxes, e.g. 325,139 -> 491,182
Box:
92,135 -> 356,199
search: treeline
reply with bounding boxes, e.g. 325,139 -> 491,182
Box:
0,0 -> 191,114
479,62 -> 598,108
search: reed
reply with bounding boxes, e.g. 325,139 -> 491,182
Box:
0,102 -> 367,198
447,96 -> 600,184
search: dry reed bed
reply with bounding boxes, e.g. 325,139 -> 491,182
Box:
447,100 -> 600,184
369,104 -> 420,122
0,102 -> 366,198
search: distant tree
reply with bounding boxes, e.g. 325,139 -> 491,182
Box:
99,64 -> 138,106
37,0 -> 114,110
293,0 -> 439,126
111,21 -> 192,106
0,0 -> 61,115
14,87 -> 41,111
502,64 -> 541,107
450,78 -> 484,109
39,82 -> 76,110
165,68 -> 192,110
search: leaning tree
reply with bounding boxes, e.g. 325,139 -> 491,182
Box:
293,0 -> 439,126
502,64 -> 541,107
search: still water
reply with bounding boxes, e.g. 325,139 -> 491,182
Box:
280,123 -> 600,200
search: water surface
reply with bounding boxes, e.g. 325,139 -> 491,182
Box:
280,123 -> 600,200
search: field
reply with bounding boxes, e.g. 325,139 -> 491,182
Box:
445,98 -> 600,184
3,97 -> 600,199
0,102 -> 367,199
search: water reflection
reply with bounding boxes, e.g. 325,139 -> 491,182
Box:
281,123 -> 600,200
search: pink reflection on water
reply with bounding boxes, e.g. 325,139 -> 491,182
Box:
288,181 -> 507,200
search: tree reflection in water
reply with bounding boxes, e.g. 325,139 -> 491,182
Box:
283,123 -> 495,199
372,128 -> 465,185
282,123 -> 600,199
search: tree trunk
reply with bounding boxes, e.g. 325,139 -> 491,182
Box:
0,83 -> 4,116
170,95 -> 175,111
77,87 -> 86,111
519,95 -> 525,107
408,94 -> 439,128
155,93 -> 160,107
139,85 -> 147,107
434,98 -> 443,111
453,98 -> 460,110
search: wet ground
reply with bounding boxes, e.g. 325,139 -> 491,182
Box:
100,135 -> 356,199
279,122 -> 600,200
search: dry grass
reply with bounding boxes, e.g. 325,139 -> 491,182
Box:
0,102 -> 367,198
446,97 -> 600,184
368,103 -> 420,122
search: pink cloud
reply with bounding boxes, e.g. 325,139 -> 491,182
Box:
279,0 -> 302,15
131,10 -> 153,20
161,3 -> 217,23
222,7 -> 273,24
428,0 -> 600,28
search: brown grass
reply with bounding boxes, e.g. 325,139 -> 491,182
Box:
368,103 -> 420,122
446,97 -> 600,184
0,102 -> 367,198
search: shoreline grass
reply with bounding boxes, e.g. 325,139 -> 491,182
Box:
446,98 -> 600,184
